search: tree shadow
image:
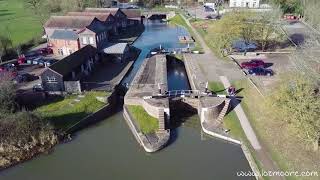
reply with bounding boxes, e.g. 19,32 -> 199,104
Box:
264,62 -> 274,68
0,12 -> 14,17
290,33 -> 305,46
227,96 -> 243,113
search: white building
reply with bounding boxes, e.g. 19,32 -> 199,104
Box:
229,0 -> 260,8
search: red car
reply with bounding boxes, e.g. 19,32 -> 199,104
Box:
37,47 -> 53,56
241,59 -> 265,69
18,55 -> 26,64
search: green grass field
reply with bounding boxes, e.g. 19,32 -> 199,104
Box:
127,105 -> 159,134
0,0 -> 42,46
36,91 -> 108,130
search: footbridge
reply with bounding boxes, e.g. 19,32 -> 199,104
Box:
142,11 -> 176,20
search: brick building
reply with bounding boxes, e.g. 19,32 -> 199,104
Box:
40,45 -> 99,92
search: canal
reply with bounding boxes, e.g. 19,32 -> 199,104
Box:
0,21 -> 253,180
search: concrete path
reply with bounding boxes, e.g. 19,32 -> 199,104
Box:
220,76 -> 262,150
181,15 -> 245,82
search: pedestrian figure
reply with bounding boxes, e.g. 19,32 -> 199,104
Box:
228,85 -> 236,96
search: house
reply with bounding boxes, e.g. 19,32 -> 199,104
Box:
40,45 -> 99,92
121,9 -> 142,25
44,16 -> 110,56
44,16 -> 96,39
229,0 -> 260,8
78,19 -> 110,50
66,11 -> 118,35
85,8 -> 128,31
49,30 -> 80,56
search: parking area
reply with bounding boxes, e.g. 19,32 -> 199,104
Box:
185,6 -> 218,20
230,53 -> 295,92
0,43 -> 64,91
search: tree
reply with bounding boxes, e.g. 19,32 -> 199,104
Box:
0,35 -> 12,63
251,8 -> 282,51
25,0 -> 49,24
0,73 -> 17,115
273,0 -> 303,14
207,10 -> 249,56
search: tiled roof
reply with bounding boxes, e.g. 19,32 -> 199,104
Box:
103,43 -> 128,54
66,12 -> 113,22
49,45 -> 97,77
85,8 -> 120,16
44,16 -> 96,29
121,9 -> 141,18
50,30 -> 78,40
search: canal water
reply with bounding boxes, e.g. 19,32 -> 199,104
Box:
0,21 -> 254,180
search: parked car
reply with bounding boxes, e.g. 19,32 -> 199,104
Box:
44,59 -> 58,67
14,73 -> 39,83
37,47 -> 53,56
33,84 -> 44,92
233,40 -> 257,52
18,56 -> 26,64
241,59 -> 265,69
248,67 -> 273,76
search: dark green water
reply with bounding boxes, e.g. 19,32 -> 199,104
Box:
0,113 -> 252,180
0,21 -> 253,180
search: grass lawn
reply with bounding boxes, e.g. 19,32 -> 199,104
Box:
0,0 -> 42,46
233,79 -> 320,180
208,81 -> 226,94
36,91 -> 109,130
127,105 -> 159,134
169,14 -> 204,53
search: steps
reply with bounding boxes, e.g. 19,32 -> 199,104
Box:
214,99 -> 231,127
158,109 -> 165,131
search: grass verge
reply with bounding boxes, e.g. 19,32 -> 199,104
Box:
36,91 -> 108,130
127,105 -> 159,134
208,81 -> 226,95
233,79 -> 320,180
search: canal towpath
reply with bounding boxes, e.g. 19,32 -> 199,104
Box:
181,14 -> 284,180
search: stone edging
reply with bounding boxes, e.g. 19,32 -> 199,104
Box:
123,105 -> 169,153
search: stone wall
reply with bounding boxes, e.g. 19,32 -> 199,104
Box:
64,81 -> 81,93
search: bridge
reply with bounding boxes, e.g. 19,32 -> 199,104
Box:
143,89 -> 231,99
141,11 -> 176,20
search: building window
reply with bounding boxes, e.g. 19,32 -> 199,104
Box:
89,37 -> 94,45
47,76 -> 57,83
58,49 -> 63,55
253,2 -> 256,8
82,37 -> 88,44
233,2 -> 236,7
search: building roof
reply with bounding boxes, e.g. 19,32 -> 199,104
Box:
85,8 -> 120,16
50,30 -> 78,40
44,16 -> 96,29
103,43 -> 128,54
49,45 -> 97,77
86,20 -> 110,33
66,12 -> 113,22
121,9 -> 141,18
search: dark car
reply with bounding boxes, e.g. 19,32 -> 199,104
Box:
14,73 -> 39,83
241,59 -> 265,69
33,84 -> 44,92
37,47 -> 53,56
248,67 -> 273,76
